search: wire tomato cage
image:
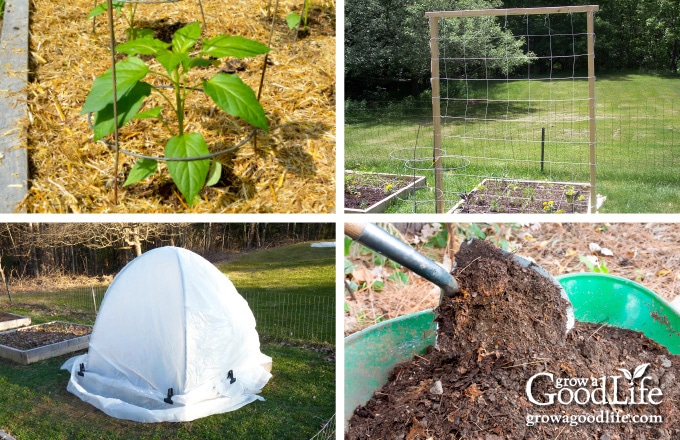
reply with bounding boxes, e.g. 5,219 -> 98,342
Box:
90,0 -> 277,202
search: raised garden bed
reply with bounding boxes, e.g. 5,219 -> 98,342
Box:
0,321 -> 92,364
451,178 -> 592,214
0,311 -> 31,331
344,171 -> 426,213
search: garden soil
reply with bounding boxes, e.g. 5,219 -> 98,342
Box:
0,312 -> 19,323
345,186 -> 390,210
459,180 -> 590,214
0,322 -> 91,350
347,238 -> 680,439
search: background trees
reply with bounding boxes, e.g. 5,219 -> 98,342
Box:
345,0 -> 680,100
0,223 -> 334,281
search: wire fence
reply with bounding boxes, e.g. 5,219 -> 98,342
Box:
346,97 -> 679,211
310,414 -> 336,440
1,286 -> 334,345
347,98 -> 679,175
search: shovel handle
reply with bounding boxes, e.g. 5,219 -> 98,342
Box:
345,222 -> 460,297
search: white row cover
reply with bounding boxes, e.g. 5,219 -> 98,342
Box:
62,246 -> 272,423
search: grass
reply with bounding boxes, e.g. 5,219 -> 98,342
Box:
3,242 -> 336,344
221,242 -> 335,344
0,344 -> 334,439
345,73 -> 680,213
0,242 -> 335,439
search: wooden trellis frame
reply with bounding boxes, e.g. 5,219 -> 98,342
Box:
426,5 -> 599,213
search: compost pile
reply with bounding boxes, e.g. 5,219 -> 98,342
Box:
347,239 -> 680,439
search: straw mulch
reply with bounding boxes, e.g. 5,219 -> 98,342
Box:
345,223 -> 680,335
19,0 -> 335,212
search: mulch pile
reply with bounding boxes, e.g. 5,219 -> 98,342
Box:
18,0 -> 335,212
347,238 -> 680,439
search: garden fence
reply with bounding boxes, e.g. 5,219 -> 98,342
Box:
346,98 -> 679,176
2,286 -> 334,345
346,97 -> 679,211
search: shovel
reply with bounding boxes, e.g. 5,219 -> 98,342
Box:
344,222 -> 460,299
344,222 -> 575,427
345,222 -> 573,328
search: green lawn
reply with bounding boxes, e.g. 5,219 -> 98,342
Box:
0,344 -> 334,439
345,73 -> 680,213
221,242 -> 336,344
0,242 -> 336,439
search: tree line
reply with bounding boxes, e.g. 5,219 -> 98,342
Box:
0,223 -> 334,281
345,0 -> 680,100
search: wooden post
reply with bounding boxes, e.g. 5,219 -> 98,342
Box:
540,127 -> 545,172
429,17 -> 445,213
425,5 -> 599,19
586,9 -> 597,213
0,0 -> 29,212
91,286 -> 98,315
425,5 -> 600,213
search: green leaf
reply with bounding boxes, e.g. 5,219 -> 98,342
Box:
344,237 -> 353,256
133,106 -> 162,120
388,271 -> 409,285
201,35 -> 270,59
131,28 -> 155,40
87,1 -> 124,19
286,13 -> 301,30
172,22 -> 202,54
426,228 -> 448,248
205,160 -> 222,186
92,82 -> 151,140
344,259 -> 355,275
123,158 -> 157,187
165,133 -> 210,206
203,73 -> 268,131
81,57 -> 149,114
184,56 -> 217,70
157,50 -> 189,74
117,38 -> 170,56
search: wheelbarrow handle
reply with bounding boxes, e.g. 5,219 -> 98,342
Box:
345,223 -> 460,297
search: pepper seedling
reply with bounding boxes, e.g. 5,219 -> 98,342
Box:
81,22 -> 270,206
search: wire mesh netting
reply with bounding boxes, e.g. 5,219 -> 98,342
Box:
346,8 -> 611,213
429,8 -> 597,212
310,414 -> 336,440
345,95 -> 678,213
1,286 -> 334,345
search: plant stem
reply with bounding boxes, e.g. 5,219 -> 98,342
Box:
106,0 -> 120,204
148,85 -> 178,115
175,70 -> 184,135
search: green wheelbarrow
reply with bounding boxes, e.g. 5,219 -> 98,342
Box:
345,272 -> 680,426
